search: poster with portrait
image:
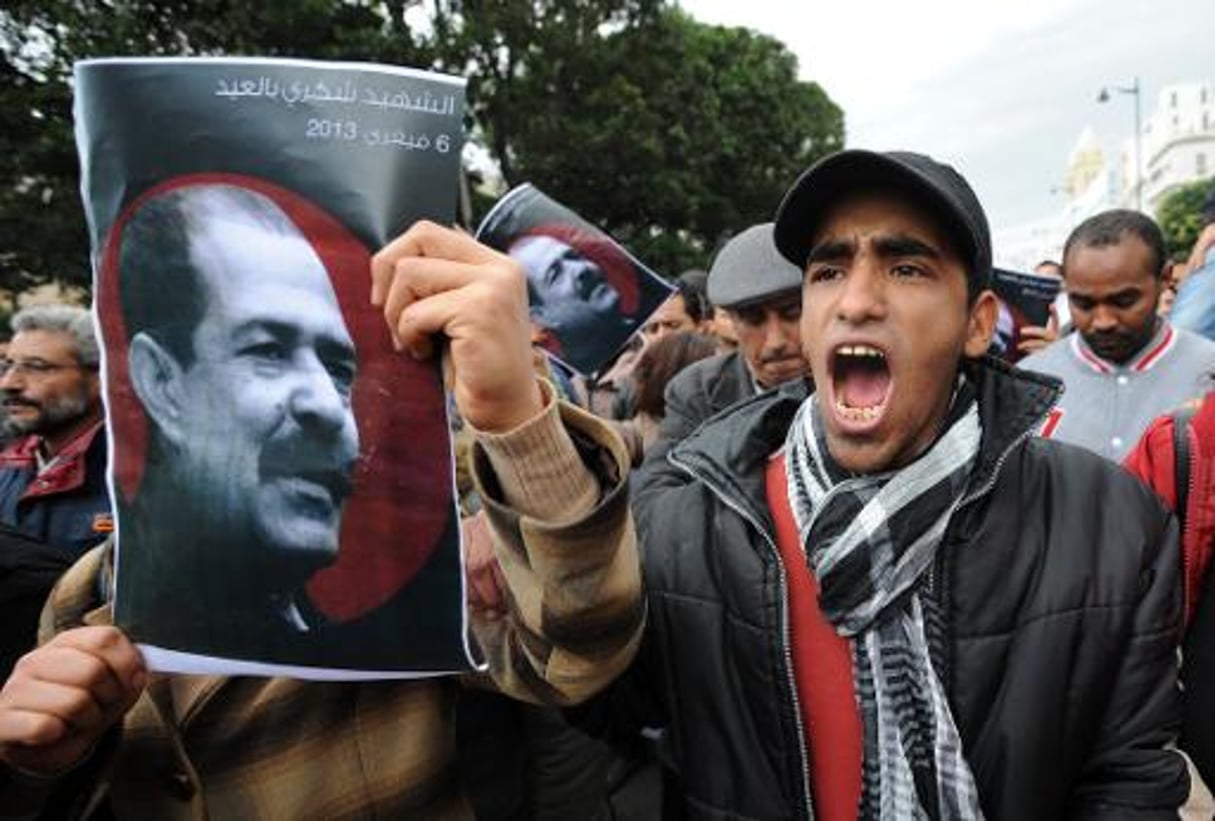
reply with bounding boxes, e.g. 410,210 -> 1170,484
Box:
75,57 -> 474,679
989,267 -> 1063,363
476,183 -> 675,376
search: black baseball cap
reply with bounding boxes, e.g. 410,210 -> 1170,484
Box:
773,150 -> 993,293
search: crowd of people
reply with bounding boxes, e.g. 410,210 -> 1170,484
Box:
1,147 -> 1215,819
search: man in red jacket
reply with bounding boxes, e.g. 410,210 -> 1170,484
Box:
1126,393 -> 1215,793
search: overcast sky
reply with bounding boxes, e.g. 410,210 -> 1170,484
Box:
679,0 -> 1212,235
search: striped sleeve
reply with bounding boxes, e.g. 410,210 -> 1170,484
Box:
470,386 -> 644,706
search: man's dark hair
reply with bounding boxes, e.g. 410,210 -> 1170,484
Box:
118,184 -> 304,365
1063,209 -> 1167,279
675,272 -> 710,324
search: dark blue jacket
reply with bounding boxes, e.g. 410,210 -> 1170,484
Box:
0,421 -> 112,558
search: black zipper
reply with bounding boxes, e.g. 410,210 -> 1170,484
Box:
927,401 -> 1054,692
668,449 -> 816,820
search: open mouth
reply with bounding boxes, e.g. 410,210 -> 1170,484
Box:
830,344 -> 891,423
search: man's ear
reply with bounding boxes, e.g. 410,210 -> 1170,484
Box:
963,290 -> 999,358
128,331 -> 188,445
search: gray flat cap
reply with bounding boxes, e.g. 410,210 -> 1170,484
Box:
706,223 -> 803,309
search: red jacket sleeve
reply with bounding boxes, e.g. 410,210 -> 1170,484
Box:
1124,414 -> 1179,512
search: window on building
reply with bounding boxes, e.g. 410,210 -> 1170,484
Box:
1171,91 -> 1178,108
1200,153 -> 1208,175
1203,87 -> 1210,104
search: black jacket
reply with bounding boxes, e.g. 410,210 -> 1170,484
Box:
604,358 -> 1188,819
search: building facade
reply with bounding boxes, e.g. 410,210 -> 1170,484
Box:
996,79 -> 1214,272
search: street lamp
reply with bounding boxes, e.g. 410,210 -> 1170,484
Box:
1098,77 -> 1142,211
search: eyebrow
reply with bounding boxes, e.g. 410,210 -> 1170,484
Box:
872,235 -> 943,260
232,319 -> 356,357
806,238 -> 855,265
806,233 -> 943,264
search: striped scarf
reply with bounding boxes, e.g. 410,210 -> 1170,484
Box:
784,392 -> 985,820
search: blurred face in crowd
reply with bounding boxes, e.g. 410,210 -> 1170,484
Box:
727,291 -> 807,389
1034,260 -> 1063,279
0,330 -> 100,444
136,215 -> 360,590
800,191 -> 995,474
1064,234 -> 1162,364
642,294 -> 698,344
707,306 -> 739,352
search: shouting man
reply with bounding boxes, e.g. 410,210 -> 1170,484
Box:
387,151 -> 1186,817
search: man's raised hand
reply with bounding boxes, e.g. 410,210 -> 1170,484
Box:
371,222 -> 544,433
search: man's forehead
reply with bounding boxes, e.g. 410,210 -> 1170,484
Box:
1064,238 -> 1157,282
191,221 -> 332,294
8,329 -> 79,359
813,189 -> 941,235
512,234 -> 579,262
1066,234 -> 1152,262
654,294 -> 688,314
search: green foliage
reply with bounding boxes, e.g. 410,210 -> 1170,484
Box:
1,1 -> 844,295
442,4 -> 843,275
0,1 -> 430,296
1157,176 -> 1215,260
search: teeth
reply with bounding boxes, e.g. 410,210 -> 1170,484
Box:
835,399 -> 881,420
837,344 -> 885,359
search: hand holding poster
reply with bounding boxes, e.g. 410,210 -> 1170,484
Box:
75,58 -> 473,679
989,267 -> 1063,362
476,183 -> 675,376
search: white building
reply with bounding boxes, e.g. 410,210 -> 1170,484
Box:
995,79 -> 1215,271
996,128 -> 1123,270
1136,81 -> 1215,212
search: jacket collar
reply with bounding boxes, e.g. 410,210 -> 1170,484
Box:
712,350 -> 759,405
1069,320 -> 1176,375
0,419 -> 105,467
669,357 -> 1062,523
0,420 -> 105,498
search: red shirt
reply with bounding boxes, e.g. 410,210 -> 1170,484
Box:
765,454 -> 863,820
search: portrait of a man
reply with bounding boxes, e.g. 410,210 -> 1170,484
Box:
101,177 -> 463,670
113,182 -> 359,653
478,184 -> 673,375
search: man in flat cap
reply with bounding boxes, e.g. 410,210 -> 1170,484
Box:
643,222 -> 808,464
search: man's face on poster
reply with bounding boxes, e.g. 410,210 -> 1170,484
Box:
510,234 -> 624,344
166,218 -> 359,582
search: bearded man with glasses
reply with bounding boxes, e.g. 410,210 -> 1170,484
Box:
0,303 -> 110,679
0,303 -> 110,558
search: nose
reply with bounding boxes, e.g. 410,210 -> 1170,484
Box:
834,263 -> 886,324
1090,304 -> 1119,332
288,355 -> 352,437
0,367 -> 24,392
760,312 -> 797,354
